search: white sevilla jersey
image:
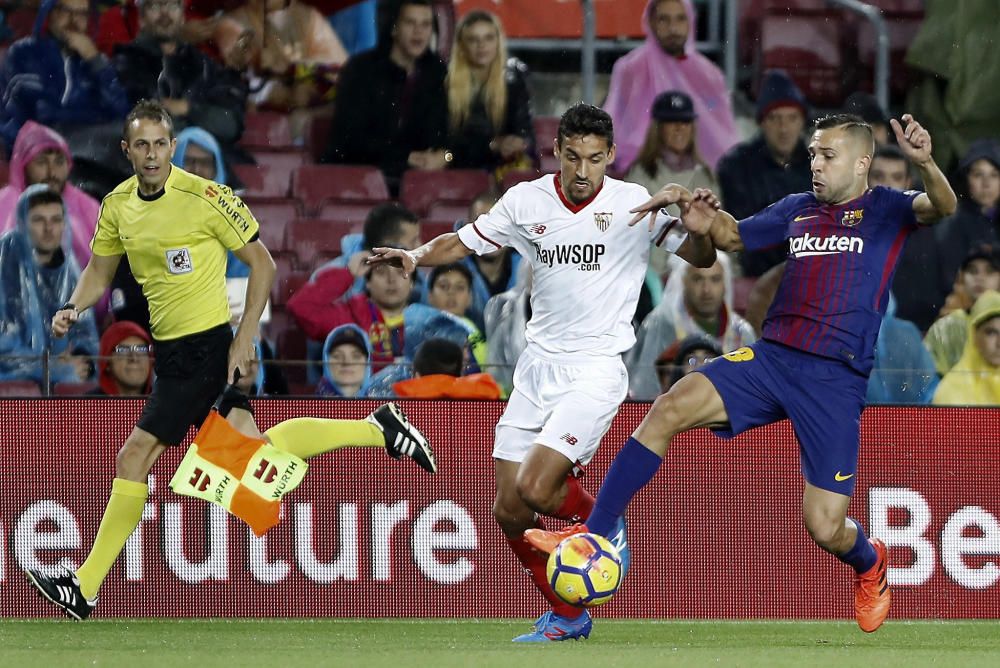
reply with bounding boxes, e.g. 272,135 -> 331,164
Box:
457,174 -> 687,358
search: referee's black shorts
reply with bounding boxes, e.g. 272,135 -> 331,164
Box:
137,323 -> 232,445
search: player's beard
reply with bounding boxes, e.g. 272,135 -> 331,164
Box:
565,178 -> 595,203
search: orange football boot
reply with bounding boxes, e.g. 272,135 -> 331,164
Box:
524,523 -> 589,554
855,538 -> 891,633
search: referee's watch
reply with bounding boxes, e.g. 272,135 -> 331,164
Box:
59,302 -> 78,313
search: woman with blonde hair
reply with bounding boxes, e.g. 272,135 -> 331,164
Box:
446,10 -> 536,175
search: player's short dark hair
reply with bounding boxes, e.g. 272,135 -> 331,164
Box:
874,144 -> 907,163
362,203 -> 419,249
25,188 -> 64,213
814,113 -> 874,155
558,103 -> 614,149
123,99 -> 174,141
413,337 -> 464,378
429,262 -> 473,291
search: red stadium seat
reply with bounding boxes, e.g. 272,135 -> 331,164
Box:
284,218 -> 355,268
233,163 -> 290,198
856,16 -> 923,97
0,380 -> 41,397
760,14 -> 843,106
264,307 -> 289,346
426,201 -> 468,227
400,169 -> 491,216
53,382 -> 99,395
275,327 -> 309,383
272,270 -> 309,308
286,381 -> 315,396
532,116 -> 560,146
2,9 -> 37,44
273,254 -> 296,285
316,202 -> 375,227
292,165 -> 390,216
501,169 -> 540,192
244,198 -> 302,224
731,276 -> 757,317
252,150 -> 308,187
303,115 -> 333,163
240,111 -> 293,149
421,221 -> 457,242
255,217 -> 288,254
539,153 -> 560,174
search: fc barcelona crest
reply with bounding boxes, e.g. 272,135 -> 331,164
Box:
594,212 -> 612,232
841,209 -> 864,227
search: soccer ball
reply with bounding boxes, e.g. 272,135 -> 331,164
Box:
545,532 -> 623,607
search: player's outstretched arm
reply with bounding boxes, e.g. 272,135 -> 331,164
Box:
890,114 -> 957,224
707,209 -> 745,254
628,183 -> 693,231
675,189 -> 721,268
367,232 -> 474,278
51,253 -> 122,338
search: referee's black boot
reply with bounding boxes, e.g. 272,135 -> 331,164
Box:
367,403 -> 437,474
26,566 -> 97,620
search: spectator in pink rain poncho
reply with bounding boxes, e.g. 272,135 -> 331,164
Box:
0,121 -> 99,269
603,0 -> 739,172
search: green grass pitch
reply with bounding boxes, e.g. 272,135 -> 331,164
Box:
1,619 -> 997,668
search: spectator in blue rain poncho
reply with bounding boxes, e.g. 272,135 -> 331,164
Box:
317,324 -> 372,397
0,184 -> 98,383
866,293 -> 939,405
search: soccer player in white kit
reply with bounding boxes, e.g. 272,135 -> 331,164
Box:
368,104 -> 716,641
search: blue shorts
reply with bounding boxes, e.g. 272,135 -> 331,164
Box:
697,339 -> 868,495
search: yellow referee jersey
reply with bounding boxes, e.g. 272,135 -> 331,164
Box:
91,166 -> 260,340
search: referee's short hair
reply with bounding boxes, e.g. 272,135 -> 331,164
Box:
123,99 -> 175,141
814,113 -> 874,157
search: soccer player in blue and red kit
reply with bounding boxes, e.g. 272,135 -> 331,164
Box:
527,113 -> 957,632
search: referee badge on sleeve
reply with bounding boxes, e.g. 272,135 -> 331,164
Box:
165,248 -> 193,274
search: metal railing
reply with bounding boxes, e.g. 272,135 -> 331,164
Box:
0,353 -> 987,406
827,0 -> 891,112
508,0 -> 737,105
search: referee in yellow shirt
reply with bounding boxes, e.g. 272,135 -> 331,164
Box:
26,101 -> 436,620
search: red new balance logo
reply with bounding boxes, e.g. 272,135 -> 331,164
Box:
560,433 -> 578,446
530,225 -> 546,235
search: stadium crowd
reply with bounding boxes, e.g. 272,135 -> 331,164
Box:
0,0 -> 997,406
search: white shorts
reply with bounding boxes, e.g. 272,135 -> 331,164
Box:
493,347 -> 629,466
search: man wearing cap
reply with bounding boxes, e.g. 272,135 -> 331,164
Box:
925,244 -> 1000,375
603,0 -> 739,172
717,69 -> 812,276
